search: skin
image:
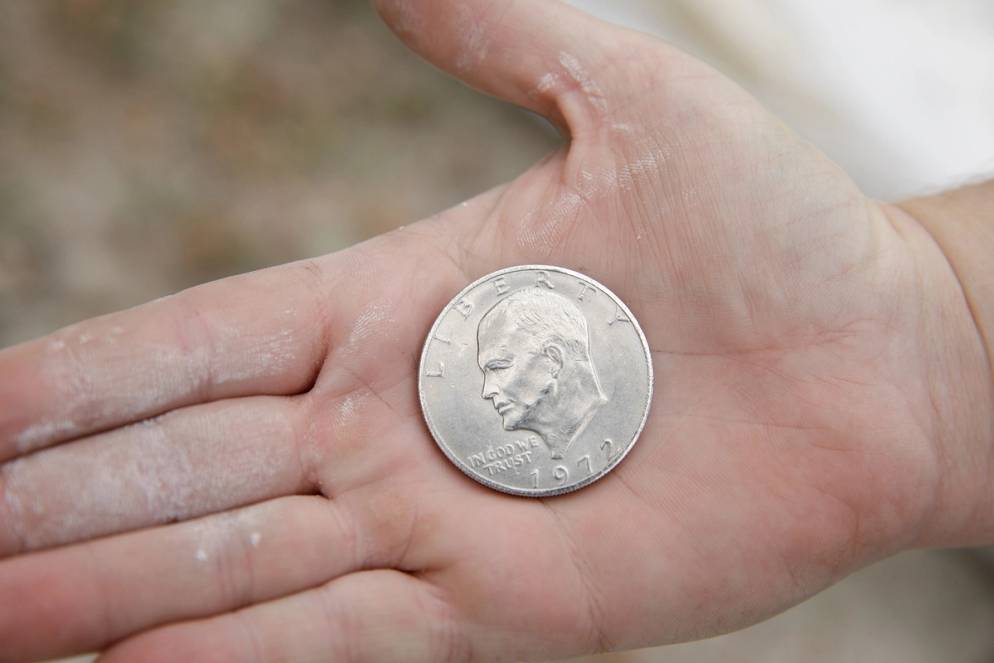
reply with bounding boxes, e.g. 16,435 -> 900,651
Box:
0,1 -> 992,661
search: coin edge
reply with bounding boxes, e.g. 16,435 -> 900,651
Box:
417,264 -> 654,498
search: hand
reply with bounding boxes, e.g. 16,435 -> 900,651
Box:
1,1 -> 991,661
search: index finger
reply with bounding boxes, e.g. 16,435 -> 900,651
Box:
0,258 -> 332,461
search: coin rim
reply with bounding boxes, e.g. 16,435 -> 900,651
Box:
418,264 -> 654,498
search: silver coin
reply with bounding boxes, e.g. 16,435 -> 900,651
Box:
419,265 -> 653,497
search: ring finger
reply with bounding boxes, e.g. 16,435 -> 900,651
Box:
0,484 -> 424,662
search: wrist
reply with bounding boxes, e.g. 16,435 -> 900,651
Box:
887,183 -> 994,548
899,182 -> 994,383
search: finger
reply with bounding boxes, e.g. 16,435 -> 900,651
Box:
0,395 -> 310,556
100,570 -> 472,663
0,489 -> 422,663
374,0 -> 670,133
0,257 -> 331,461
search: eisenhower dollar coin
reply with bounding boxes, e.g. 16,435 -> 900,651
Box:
418,265 -> 653,497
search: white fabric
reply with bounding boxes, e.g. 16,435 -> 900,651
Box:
569,0 -> 994,200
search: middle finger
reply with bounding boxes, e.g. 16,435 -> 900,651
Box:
0,395 -> 310,557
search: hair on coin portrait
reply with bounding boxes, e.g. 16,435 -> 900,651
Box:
477,286 -> 607,459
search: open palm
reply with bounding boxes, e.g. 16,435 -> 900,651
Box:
0,1 -> 981,661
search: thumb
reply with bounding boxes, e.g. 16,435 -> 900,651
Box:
373,0 -> 664,134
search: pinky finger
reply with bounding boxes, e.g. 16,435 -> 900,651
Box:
99,570 -> 474,663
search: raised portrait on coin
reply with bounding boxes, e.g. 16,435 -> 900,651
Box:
477,287 -> 607,459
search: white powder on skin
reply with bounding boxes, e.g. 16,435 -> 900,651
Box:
4,401 -> 291,552
14,420 -> 79,454
558,51 -> 608,113
20,297 -> 305,455
342,300 -> 394,357
212,327 -> 298,385
618,154 -> 662,189
205,303 -> 303,386
24,326 -> 212,458
335,392 -> 367,430
189,519 -> 218,564
536,72 -> 559,95
93,343 -> 211,425
189,508 -> 266,564
454,2 -> 488,72
517,141 -> 670,254
517,191 -> 585,254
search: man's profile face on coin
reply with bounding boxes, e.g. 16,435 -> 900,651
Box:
477,322 -> 554,430
477,287 -> 607,458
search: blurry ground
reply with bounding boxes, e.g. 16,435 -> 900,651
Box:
0,0 -> 558,346
1,1 -> 992,662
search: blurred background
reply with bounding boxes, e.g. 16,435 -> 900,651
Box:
0,1 -> 992,661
